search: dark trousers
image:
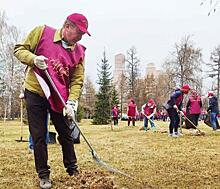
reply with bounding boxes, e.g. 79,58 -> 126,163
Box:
24,89 -> 77,178
190,114 -> 200,127
113,117 -> 118,125
167,108 -> 179,134
128,117 -> 135,126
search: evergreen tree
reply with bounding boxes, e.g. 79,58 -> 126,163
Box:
111,85 -> 119,108
76,104 -> 84,122
93,51 -> 112,124
110,85 -> 120,118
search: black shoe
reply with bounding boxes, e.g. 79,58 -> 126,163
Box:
68,168 -> 79,176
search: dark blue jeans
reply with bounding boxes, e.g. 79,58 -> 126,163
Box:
143,116 -> 155,130
210,112 -> 218,130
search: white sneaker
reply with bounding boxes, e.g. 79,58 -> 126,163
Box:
39,177 -> 52,189
172,133 -> 179,138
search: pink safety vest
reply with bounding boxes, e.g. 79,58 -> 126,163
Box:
128,102 -> 136,117
189,96 -> 201,114
112,107 -> 118,117
143,104 -> 156,116
34,25 -> 86,113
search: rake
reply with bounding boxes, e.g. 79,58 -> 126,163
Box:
142,112 -> 157,129
179,110 -> 205,136
44,70 -> 133,178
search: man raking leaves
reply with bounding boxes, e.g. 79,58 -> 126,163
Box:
14,13 -> 91,189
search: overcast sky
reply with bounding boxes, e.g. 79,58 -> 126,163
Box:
1,0 -> 220,90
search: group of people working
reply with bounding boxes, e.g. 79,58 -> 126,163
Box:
13,11 -> 219,189
112,84 -> 219,138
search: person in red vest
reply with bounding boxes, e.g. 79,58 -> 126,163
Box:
112,105 -> 119,125
14,13 -> 90,189
186,90 -> 202,127
141,99 -> 157,131
164,84 -> 191,137
127,98 -> 138,126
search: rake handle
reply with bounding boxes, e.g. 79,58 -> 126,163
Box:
179,110 -> 202,132
44,70 -> 66,106
143,113 -> 157,127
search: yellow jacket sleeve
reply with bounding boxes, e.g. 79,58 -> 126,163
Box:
13,26 -> 44,66
13,26 -> 45,96
68,60 -> 85,100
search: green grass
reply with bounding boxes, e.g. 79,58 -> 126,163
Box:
0,119 -> 220,188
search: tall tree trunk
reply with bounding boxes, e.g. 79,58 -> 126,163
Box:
217,58 -> 220,102
7,93 -> 12,119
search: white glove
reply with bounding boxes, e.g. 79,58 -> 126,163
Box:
33,55 -> 48,70
63,104 -> 75,120
173,105 -> 178,110
67,100 -> 78,112
63,100 -> 78,119
19,92 -> 25,99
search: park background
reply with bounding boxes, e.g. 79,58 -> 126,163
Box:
1,0 -> 220,188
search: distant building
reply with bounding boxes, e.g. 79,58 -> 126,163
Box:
113,53 -> 126,114
113,53 -> 125,85
145,63 -> 161,78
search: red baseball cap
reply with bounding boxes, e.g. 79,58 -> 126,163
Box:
130,98 -> 135,103
67,13 -> 91,36
181,84 -> 190,91
208,91 -> 214,97
148,99 -> 155,106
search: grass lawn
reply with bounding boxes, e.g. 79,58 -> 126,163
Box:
0,119 -> 220,189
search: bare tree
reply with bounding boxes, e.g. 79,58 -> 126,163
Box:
135,78 -> 146,110
206,45 -> 220,100
154,73 -> 173,109
200,0 -> 220,15
117,72 -> 128,115
0,11 -> 25,119
126,46 -> 140,98
81,76 -> 96,119
163,35 -> 203,89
